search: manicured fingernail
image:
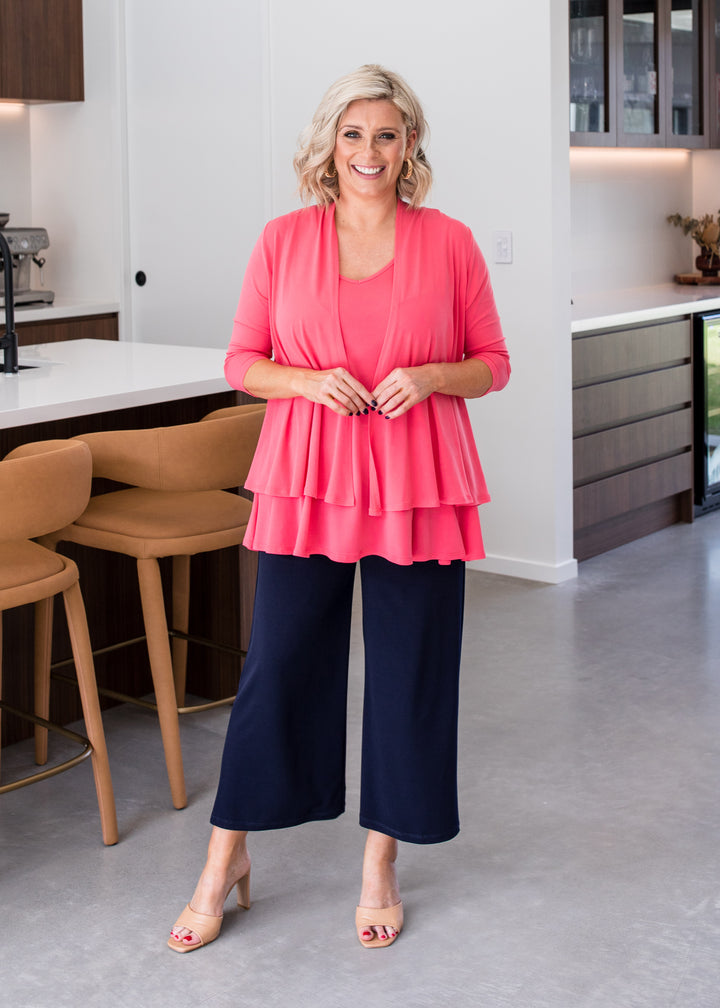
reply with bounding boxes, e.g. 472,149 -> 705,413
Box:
378,410 -> 383,415
371,400 -> 378,407
363,408 -> 369,414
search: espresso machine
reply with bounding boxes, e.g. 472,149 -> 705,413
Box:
0,216 -> 55,307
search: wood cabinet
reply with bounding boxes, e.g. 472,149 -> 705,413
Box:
16,312 -> 118,346
0,0 -> 84,103
570,0 -> 718,148
573,317 -> 694,559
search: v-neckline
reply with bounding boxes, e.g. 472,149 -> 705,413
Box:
330,200 -> 404,387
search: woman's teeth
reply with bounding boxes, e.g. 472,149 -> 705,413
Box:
353,165 -> 384,175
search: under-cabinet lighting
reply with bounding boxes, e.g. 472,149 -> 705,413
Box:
570,148 -> 691,168
0,103 -> 25,117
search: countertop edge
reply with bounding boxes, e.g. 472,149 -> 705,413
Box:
571,285 -> 720,334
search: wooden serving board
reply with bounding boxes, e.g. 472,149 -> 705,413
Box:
675,272 -> 720,286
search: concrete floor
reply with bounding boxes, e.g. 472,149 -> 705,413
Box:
2,512 -> 720,1008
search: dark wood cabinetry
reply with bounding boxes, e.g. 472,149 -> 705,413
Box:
16,312 -> 118,346
573,317 -> 694,559
571,0 -> 719,148
0,0 -> 84,103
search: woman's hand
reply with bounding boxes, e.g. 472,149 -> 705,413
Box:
373,365 -> 438,419
292,366 -> 373,417
373,359 -> 494,418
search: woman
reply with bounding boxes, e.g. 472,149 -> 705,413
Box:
168,64 -> 510,953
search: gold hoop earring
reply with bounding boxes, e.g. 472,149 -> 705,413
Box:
323,161 -> 338,180
401,158 -> 414,180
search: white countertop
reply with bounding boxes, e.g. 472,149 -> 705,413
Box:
571,283 -> 720,333
0,299 -> 119,326
1,339 -> 231,429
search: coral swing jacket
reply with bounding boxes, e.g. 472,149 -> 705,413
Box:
225,199 -> 510,557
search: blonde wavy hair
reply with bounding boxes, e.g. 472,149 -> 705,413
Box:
293,65 -> 432,208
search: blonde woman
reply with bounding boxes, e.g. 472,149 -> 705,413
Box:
169,64 -> 510,953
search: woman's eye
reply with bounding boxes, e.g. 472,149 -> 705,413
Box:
342,131 -> 360,139
379,133 -> 398,141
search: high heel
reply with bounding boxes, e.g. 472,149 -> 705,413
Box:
167,870 -> 251,953
356,901 -> 403,948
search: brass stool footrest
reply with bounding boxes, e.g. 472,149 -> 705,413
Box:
0,701 -> 92,794
51,672 -> 236,715
49,628 -> 246,714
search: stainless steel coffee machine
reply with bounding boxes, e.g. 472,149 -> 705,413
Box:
0,217 -> 55,307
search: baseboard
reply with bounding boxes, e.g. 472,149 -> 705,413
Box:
468,554 -> 578,584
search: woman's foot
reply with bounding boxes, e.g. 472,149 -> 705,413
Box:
169,827 -> 251,951
357,830 -> 402,946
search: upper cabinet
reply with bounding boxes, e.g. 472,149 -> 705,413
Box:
0,0 -> 84,103
570,0 -> 719,147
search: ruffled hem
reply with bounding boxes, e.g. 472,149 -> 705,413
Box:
243,493 -> 485,566
245,396 -> 491,515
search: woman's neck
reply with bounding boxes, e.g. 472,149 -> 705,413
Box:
334,194 -> 398,236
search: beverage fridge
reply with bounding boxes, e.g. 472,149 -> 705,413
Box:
694,312 -> 720,514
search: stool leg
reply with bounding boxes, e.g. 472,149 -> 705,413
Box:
62,580 -> 119,846
136,557 -> 187,810
171,555 -> 190,708
0,615 -> 3,776
33,597 -> 53,766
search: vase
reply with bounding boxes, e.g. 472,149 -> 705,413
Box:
695,252 -> 720,277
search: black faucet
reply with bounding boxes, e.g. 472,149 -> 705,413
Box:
0,230 -> 18,375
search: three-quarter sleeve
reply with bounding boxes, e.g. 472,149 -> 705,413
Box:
463,237 -> 511,394
225,230 -> 274,394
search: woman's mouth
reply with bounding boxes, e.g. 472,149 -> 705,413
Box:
351,165 -> 385,177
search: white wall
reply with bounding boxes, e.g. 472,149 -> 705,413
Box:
28,0 -> 126,308
0,104 -> 32,224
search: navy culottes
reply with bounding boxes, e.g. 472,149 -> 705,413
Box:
211,552 -> 465,844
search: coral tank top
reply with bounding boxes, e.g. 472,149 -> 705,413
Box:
243,261 -> 485,565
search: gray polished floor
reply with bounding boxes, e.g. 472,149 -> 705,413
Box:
2,513 -> 720,1008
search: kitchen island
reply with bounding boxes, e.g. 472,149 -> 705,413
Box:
1,339 -> 259,746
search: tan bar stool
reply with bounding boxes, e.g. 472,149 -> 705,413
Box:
43,404 -> 266,811
0,439 -> 118,846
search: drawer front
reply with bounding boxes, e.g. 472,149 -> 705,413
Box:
573,363 -> 692,436
574,452 -> 692,530
572,319 -> 691,386
573,408 -> 693,485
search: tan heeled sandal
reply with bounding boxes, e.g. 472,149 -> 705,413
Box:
167,871 -> 251,953
355,901 -> 403,948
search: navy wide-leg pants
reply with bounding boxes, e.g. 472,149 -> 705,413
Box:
211,552 -> 465,844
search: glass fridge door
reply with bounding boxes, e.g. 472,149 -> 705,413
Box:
695,313 -> 720,511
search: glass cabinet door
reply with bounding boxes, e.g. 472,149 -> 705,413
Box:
620,0 -> 661,141
570,1 -> 615,143
669,0 -> 704,143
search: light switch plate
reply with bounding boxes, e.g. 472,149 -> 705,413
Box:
493,230 -> 513,264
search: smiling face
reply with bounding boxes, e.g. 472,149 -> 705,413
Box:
333,99 -> 416,205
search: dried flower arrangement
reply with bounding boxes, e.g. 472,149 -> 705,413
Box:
667,211 -> 720,257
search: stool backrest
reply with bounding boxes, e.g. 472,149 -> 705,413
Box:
77,404 -> 266,492
0,439 -> 92,542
